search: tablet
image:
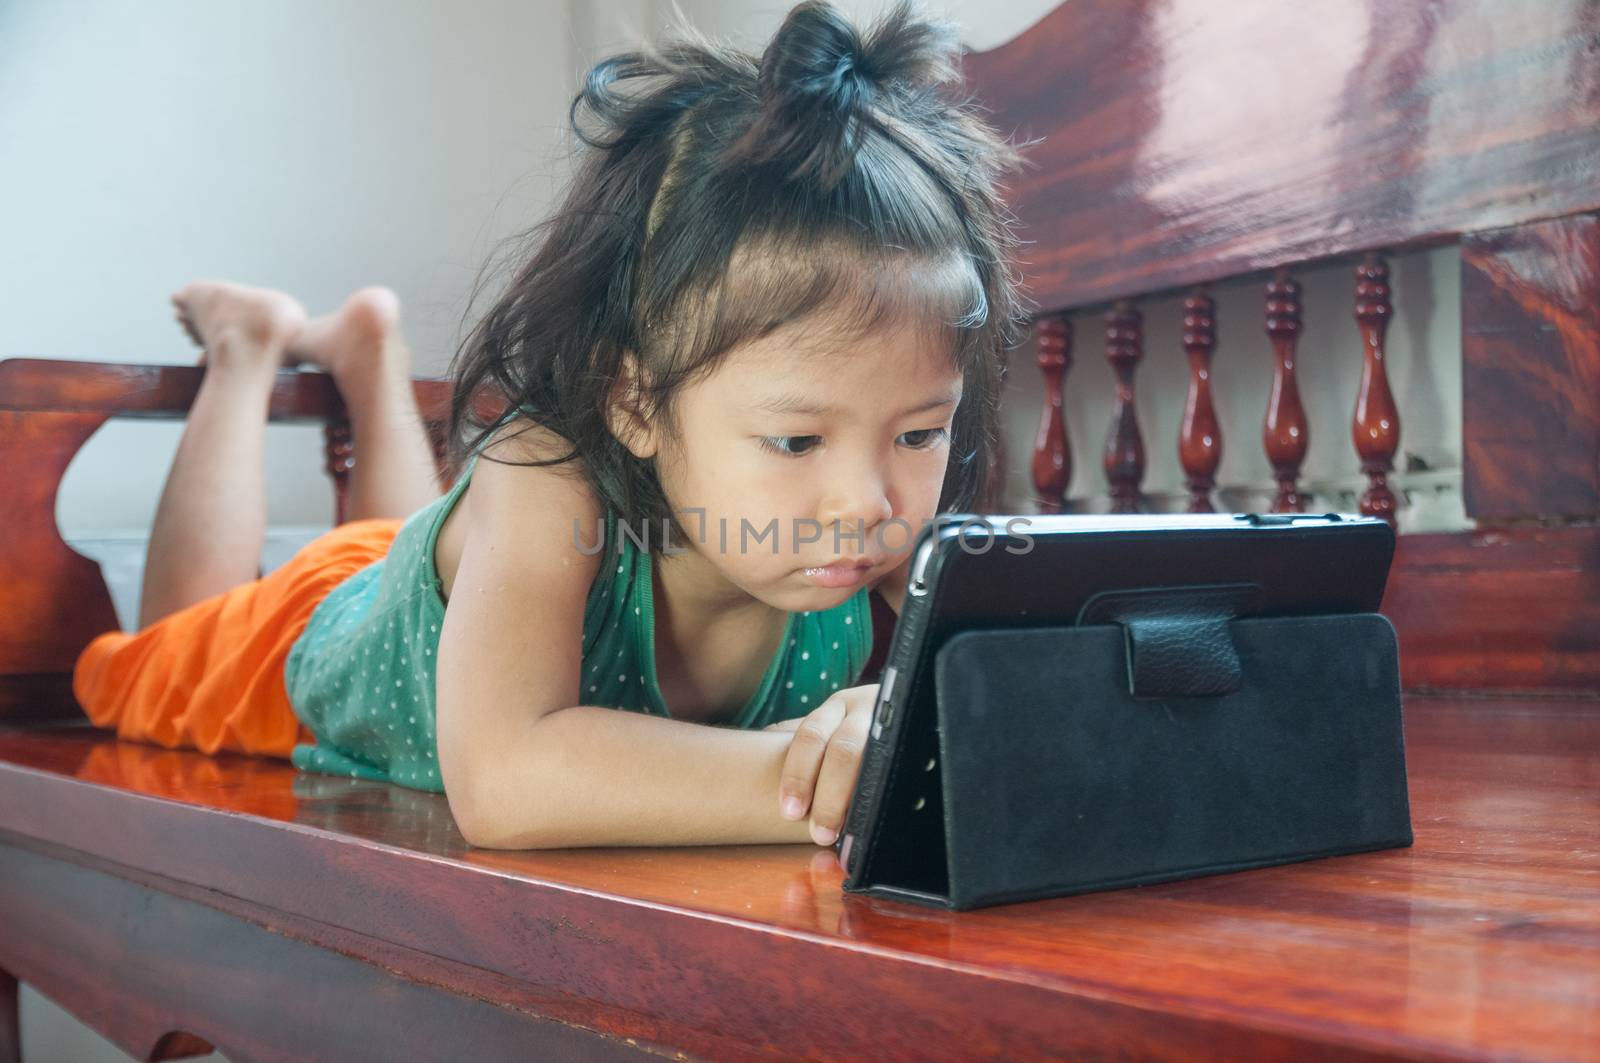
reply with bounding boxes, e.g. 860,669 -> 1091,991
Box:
836,509 -> 1396,885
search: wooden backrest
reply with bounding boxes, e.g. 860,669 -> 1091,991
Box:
962,1 -> 1600,309
958,0 -> 1600,693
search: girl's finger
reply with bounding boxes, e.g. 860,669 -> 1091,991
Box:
806,707 -> 872,844
776,697 -> 848,820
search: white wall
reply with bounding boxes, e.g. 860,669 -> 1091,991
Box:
632,0 -> 1060,51
2,0 -> 575,537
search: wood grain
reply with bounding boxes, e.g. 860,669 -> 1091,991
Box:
959,0 -> 1600,311
1,694 -> 1595,1062
1462,214 -> 1600,521
1383,527 -> 1600,692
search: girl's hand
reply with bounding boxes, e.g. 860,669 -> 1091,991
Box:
767,684 -> 879,846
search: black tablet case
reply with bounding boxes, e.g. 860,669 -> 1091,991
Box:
840,593 -> 1414,911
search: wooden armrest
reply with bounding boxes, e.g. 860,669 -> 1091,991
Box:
0,357 -> 461,725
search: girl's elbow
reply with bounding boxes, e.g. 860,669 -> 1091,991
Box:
446,785 -> 508,848
442,756 -> 556,849
439,710 -> 581,849
451,798 -> 560,850
436,729 -> 528,847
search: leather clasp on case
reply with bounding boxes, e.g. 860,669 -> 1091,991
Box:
1077,583 -> 1264,698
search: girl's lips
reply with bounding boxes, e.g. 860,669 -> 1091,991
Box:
800,559 -> 876,588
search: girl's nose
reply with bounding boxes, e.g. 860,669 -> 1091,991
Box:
816,468 -> 894,545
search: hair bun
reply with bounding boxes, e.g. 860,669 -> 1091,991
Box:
763,4 -> 872,122
723,0 -> 961,189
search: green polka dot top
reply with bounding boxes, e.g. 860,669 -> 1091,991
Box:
282,439 -> 876,794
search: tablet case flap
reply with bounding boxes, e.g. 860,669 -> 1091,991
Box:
929,612 -> 1414,910
1078,582 -> 1265,697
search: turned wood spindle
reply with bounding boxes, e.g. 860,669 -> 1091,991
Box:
1179,288 -> 1221,513
1263,269 -> 1308,513
1103,301 -> 1145,514
1353,253 -> 1401,528
1030,314 -> 1074,514
323,417 -> 355,527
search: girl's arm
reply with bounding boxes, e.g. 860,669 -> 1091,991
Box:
476,707 -> 818,849
434,430 -> 814,850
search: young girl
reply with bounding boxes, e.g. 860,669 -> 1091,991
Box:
71,0 -> 1030,851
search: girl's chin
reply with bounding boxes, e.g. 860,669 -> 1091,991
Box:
779,576 -> 872,615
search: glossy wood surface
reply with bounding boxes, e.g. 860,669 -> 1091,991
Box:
0,840 -> 652,1061
1102,301 -> 1145,512
1383,527 -> 1600,693
1,695 -> 1595,1062
960,0 -> 1600,311
1461,214 -> 1600,521
1262,270 -> 1307,513
1353,255 -> 1401,527
1178,289 -> 1219,513
1030,315 -> 1072,514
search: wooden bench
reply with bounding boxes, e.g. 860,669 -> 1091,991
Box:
3,2 -> 1598,1059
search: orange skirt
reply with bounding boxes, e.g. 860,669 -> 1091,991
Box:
72,518 -> 406,760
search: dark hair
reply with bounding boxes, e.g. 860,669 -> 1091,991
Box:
443,0 -> 1036,554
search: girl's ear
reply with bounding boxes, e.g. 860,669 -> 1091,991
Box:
605,350 -> 659,459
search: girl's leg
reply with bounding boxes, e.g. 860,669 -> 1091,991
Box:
291,287 -> 445,522
140,282 -> 307,631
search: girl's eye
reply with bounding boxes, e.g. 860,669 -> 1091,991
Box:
758,428 -> 950,458
899,427 -> 950,450
759,435 -> 821,457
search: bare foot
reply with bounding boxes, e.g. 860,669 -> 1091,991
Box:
170,281 -> 307,372
289,286 -> 406,390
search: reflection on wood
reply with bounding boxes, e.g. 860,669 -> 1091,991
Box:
1462,215 -> 1600,521
1,695 -> 1595,1062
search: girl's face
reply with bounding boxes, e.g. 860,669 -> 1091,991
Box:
640,315 -> 964,613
